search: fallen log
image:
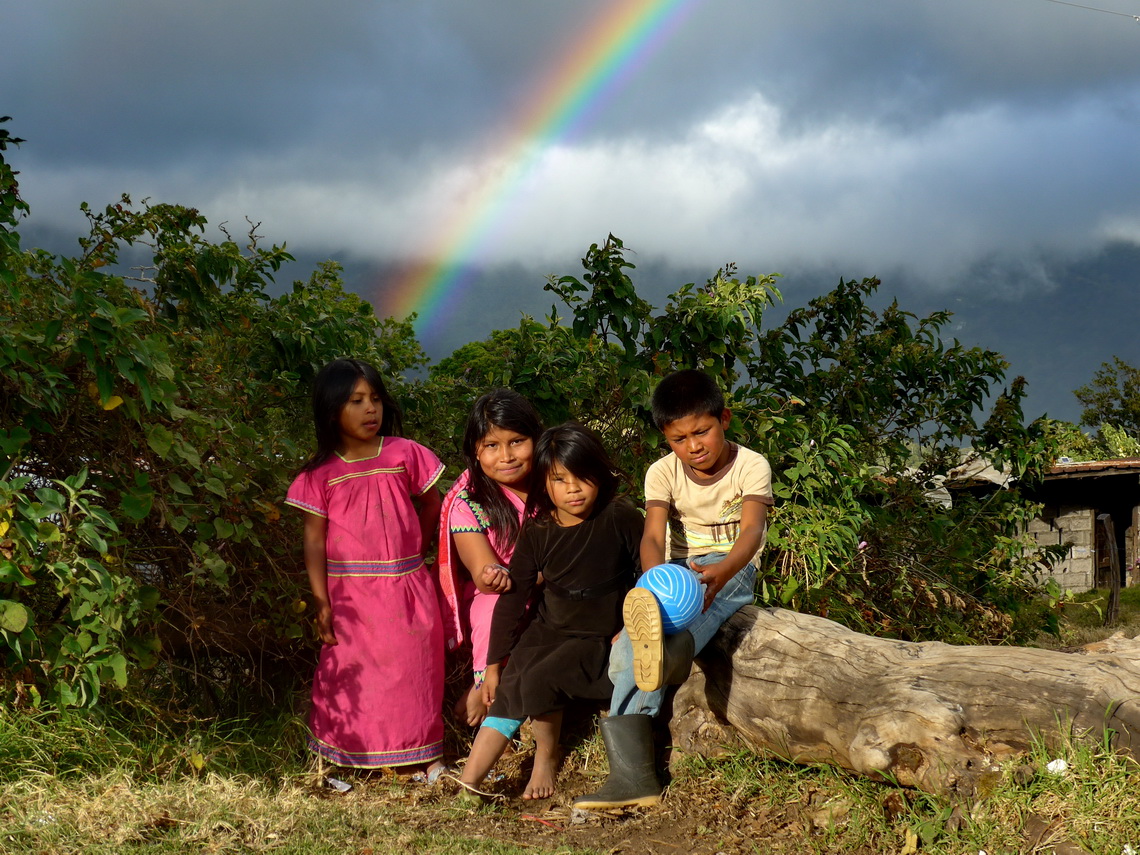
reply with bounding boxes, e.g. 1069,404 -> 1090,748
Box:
669,605 -> 1140,795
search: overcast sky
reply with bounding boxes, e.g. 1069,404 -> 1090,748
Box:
5,0 -> 1140,424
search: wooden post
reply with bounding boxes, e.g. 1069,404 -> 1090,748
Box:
1132,504 -> 1140,586
1099,514 -> 1121,625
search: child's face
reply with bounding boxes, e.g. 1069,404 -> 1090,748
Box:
546,462 -> 598,525
662,409 -> 732,475
476,427 -> 534,490
337,378 -> 383,450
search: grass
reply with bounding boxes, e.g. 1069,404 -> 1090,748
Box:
5,705 -> 1138,854
669,726 -> 1140,854
4,706 -> 640,853
3,594 -> 1140,854
0,706 -> 597,855
1036,584 -> 1140,649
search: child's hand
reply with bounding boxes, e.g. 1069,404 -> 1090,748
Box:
480,665 -> 501,708
315,604 -> 338,645
697,562 -> 732,611
479,563 -> 513,594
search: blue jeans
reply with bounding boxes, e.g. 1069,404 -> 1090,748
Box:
608,553 -> 756,717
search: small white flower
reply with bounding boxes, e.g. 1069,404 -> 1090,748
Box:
1046,758 -> 1068,775
1122,844 -> 1135,855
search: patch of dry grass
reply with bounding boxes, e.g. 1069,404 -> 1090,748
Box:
1037,585 -> 1140,649
5,591 -> 1140,855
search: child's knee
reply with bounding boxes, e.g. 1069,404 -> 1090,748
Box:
607,631 -> 632,681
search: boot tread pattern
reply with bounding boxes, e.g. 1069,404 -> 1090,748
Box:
624,587 -> 664,692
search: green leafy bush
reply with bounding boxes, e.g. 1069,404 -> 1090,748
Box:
1,125 -> 1062,714
427,236 -> 1062,644
0,121 -> 425,709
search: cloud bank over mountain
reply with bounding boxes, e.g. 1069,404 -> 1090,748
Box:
6,0 -> 1139,421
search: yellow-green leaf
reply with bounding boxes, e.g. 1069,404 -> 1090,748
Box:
0,600 -> 30,633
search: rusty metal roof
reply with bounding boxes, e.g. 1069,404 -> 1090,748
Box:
1045,457 -> 1140,480
946,454 -> 1140,488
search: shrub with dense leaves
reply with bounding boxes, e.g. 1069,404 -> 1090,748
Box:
1,124 -> 1063,714
426,237 -> 1063,643
0,122 -> 425,709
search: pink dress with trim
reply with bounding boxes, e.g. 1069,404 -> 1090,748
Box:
437,470 -> 525,677
286,436 -> 445,768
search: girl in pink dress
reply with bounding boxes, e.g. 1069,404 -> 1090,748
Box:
286,358 -> 445,774
438,389 -> 543,726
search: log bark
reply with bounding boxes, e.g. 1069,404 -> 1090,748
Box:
669,605 -> 1140,795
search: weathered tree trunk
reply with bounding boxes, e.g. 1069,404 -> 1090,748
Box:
669,605 -> 1140,795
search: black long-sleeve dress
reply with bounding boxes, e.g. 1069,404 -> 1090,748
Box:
485,498 -> 643,720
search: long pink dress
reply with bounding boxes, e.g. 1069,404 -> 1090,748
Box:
437,470 -> 525,679
286,437 -> 445,768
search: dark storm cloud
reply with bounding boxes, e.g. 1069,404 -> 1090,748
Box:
3,1 -> 1139,422
5,0 -> 519,164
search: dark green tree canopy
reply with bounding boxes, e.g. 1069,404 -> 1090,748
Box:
1075,356 -> 1140,437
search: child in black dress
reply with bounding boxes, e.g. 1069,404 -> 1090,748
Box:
456,423 -> 643,801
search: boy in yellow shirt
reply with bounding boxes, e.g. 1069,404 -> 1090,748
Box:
575,369 -> 773,809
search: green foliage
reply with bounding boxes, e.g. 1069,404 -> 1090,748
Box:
3,118 -> 1062,713
427,236 -> 1060,644
1075,355 -> 1140,436
429,236 -> 782,487
1042,418 -> 1104,461
1097,423 -> 1140,457
0,118 -> 29,266
1041,418 -> 1140,462
0,470 -> 150,708
747,277 -> 1008,476
0,132 -> 424,710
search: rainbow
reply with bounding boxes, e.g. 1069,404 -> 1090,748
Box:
379,0 -> 701,341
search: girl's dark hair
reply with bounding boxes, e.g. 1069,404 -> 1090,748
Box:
462,389 -> 543,546
524,423 -> 622,523
301,358 -> 403,472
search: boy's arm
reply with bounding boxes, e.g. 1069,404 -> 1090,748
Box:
640,505 -> 670,571
696,499 -> 768,610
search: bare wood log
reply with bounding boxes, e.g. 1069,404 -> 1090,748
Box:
669,605 -> 1140,795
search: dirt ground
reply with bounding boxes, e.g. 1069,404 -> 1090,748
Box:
325,761 -> 834,855
316,714 -> 878,855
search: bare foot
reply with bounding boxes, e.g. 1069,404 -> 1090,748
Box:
521,749 -> 559,800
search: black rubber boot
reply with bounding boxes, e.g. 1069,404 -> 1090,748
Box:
661,629 -> 695,686
624,587 -> 696,692
572,714 -> 661,809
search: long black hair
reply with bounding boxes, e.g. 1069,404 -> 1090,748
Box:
524,423 -> 622,523
461,388 -> 543,546
300,358 -> 403,472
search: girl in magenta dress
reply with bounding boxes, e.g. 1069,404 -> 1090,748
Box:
437,389 -> 543,726
286,358 -> 445,773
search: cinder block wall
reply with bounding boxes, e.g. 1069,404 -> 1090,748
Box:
1027,506 -> 1095,592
